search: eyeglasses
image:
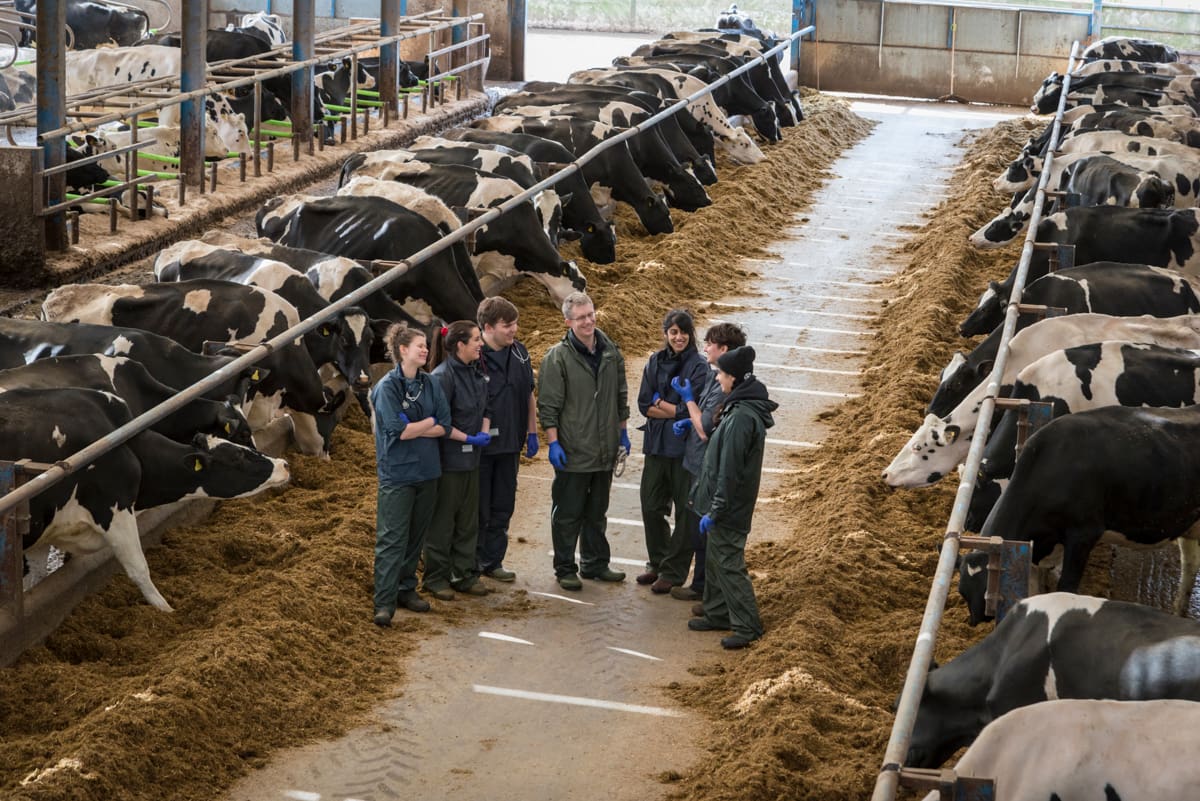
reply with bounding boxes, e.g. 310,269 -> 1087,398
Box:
568,311 -> 596,322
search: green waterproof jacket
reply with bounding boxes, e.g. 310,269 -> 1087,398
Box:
690,377 -> 778,534
537,328 -> 629,473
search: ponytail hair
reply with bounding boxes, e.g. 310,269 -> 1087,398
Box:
429,320 -> 479,370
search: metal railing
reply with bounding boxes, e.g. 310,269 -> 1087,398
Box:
0,24 -> 813,620
870,40 -> 1081,801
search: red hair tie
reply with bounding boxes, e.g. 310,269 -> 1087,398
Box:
440,326 -> 449,337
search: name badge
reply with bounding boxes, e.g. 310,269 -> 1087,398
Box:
490,427 -> 500,437
461,444 -> 474,453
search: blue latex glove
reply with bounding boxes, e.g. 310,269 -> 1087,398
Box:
699,514 -> 713,535
465,431 -> 492,448
671,376 -> 694,404
398,412 -> 410,425
652,392 -> 661,406
549,440 -> 567,469
672,418 -> 693,438
619,428 -> 631,455
526,432 -> 540,458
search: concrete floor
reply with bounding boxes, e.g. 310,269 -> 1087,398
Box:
217,96 -> 1021,801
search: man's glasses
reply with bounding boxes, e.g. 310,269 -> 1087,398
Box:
568,311 -> 596,322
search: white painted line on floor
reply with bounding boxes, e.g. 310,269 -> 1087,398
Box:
284,792 -> 321,801
767,437 -> 819,448
812,280 -> 880,289
769,323 -> 874,336
479,632 -> 535,646
788,262 -> 896,276
772,386 -> 862,399
610,517 -> 645,528
798,237 -> 840,244
815,225 -> 850,233
795,293 -> 879,304
529,591 -> 595,606
607,646 -> 663,661
472,685 -> 684,717
852,176 -> 947,190
756,341 -> 868,356
757,361 -> 861,376
763,466 -> 804,473
879,231 -> 917,238
789,308 -> 877,321
545,551 -> 647,568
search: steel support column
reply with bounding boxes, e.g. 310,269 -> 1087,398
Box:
180,0 -> 208,187
1090,0 -> 1103,39
36,0 -> 66,251
380,0 -> 401,115
293,0 -> 316,156
509,0 -> 526,81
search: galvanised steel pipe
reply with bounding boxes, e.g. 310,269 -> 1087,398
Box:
0,23 -> 816,523
180,0 -> 207,187
379,0 -> 402,116
868,40 -> 1082,801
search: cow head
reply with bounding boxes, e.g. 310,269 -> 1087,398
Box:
881,414 -> 969,488
959,281 -> 1006,338
969,195 -> 1032,249
994,154 -> 1038,194
578,218 -> 616,264
216,398 -> 256,448
1032,73 -> 1064,114
928,350 -> 994,418
1134,174 -> 1175,208
957,549 -> 993,626
183,433 -> 290,500
906,665 -> 989,769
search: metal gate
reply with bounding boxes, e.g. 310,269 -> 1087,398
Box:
796,0 -> 1092,105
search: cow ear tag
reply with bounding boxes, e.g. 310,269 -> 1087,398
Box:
944,425 -> 960,444
321,325 -> 331,336
224,422 -> 232,434
252,369 -> 260,381
194,458 -> 203,472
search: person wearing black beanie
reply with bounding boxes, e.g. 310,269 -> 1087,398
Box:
687,344 -> 778,649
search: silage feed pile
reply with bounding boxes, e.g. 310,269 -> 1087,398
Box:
666,116 -> 1044,801
0,94 -> 879,801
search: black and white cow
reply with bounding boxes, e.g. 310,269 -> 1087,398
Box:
997,125 -> 1200,195
336,170 -> 585,303
256,193 -> 485,323
920,699 -> 1200,801
227,12 -> 287,47
1073,58 -> 1197,78
41,281 -> 343,458
1034,74 -> 1200,115
12,388 -> 288,611
508,81 -> 719,182
657,32 -> 802,123
960,208 -> 1200,337
971,152 -> 1194,248
568,66 -> 766,164
908,593 -> 1200,768
467,115 -> 676,235
612,53 -> 782,143
17,0 -> 149,49
493,99 -> 713,211
976,403 -> 1200,614
222,83 -> 290,124
946,261 -> 1200,407
891,309 -> 1200,488
0,354 -> 253,447
1081,36 -> 1179,64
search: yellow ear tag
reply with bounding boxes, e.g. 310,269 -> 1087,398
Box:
194,459 -> 203,472
251,370 -> 260,381
224,422 -> 231,433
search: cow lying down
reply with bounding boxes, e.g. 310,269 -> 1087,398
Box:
908,593 -> 1200,768
919,699 -> 1200,801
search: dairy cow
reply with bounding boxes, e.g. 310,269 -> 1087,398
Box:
960,207 -> 1200,337
0,354 -> 253,447
228,12 -> 287,46
468,115 -> 675,235
1033,73 -> 1200,115
568,67 -> 766,164
1072,58 -> 1197,77
12,388 -> 288,611
16,0 -> 148,49
975,404 -> 1200,615
41,281 -> 343,457
919,699 -> 1200,801
336,172 -> 585,303
1082,36 -> 1179,63
658,32 -> 802,123
908,593 -> 1200,768
971,151 -> 1196,248
256,193 -> 485,323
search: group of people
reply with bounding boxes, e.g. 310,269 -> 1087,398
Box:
370,291 -> 777,651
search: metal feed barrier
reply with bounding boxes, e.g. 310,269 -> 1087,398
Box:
870,41 -> 1083,801
0,24 -> 816,664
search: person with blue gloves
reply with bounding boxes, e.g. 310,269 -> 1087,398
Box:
423,320 -> 494,601
669,322 -> 747,603
635,309 -> 709,595
475,297 -> 538,584
687,345 -> 776,649
537,292 -> 630,591
371,324 -> 451,627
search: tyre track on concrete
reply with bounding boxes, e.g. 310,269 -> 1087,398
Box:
219,98 -> 1020,801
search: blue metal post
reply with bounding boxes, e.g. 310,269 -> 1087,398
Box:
380,0 -> 401,115
791,0 -> 804,72
293,0 -> 315,156
180,0 -> 208,187
1090,0 -> 1102,39
452,0 -> 465,45
0,463 -> 19,618
36,0 -> 66,251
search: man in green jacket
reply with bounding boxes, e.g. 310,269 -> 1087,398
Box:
538,291 -> 631,591
688,345 -> 778,649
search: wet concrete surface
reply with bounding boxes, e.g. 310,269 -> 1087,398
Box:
218,97 -> 1021,801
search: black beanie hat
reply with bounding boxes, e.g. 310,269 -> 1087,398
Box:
717,345 -> 756,384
